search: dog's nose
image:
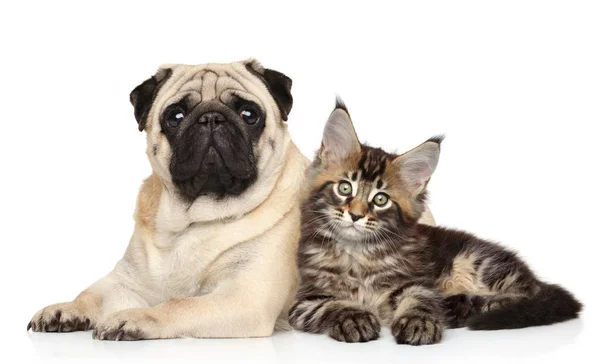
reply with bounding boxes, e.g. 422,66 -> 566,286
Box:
349,212 -> 363,222
198,112 -> 226,125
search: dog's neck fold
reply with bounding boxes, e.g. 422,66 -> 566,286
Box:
138,139 -> 307,248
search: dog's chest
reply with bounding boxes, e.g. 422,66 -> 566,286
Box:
149,225 -> 231,299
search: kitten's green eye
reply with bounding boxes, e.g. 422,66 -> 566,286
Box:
373,193 -> 389,206
338,181 -> 353,196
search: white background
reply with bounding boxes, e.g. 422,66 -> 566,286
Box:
1,1 -> 598,363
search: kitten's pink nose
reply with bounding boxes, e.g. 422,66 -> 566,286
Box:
349,212 -> 363,222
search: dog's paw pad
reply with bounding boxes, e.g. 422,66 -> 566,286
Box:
28,303 -> 92,333
93,324 -> 145,341
93,309 -> 157,341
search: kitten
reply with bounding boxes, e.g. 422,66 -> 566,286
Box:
289,99 -> 582,345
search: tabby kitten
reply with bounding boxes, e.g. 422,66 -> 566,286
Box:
289,100 -> 582,345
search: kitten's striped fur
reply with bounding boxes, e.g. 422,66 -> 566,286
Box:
290,100 -> 581,344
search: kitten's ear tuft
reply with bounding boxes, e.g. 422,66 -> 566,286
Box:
425,135 -> 445,145
334,95 -> 349,113
393,136 -> 443,196
318,97 -> 361,164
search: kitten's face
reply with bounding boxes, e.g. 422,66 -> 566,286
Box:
304,99 -> 441,247
309,146 -> 421,244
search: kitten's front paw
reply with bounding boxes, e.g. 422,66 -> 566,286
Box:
28,302 -> 92,332
392,314 -> 443,345
93,308 -> 159,341
328,310 -> 381,343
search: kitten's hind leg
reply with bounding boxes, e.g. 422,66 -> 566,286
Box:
442,294 -> 483,328
442,293 -> 527,328
427,225 -> 581,330
466,285 -> 582,330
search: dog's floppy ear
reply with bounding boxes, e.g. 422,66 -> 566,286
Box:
130,68 -> 172,132
245,60 -> 293,121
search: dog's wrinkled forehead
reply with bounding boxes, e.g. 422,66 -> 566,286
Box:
160,64 -> 261,107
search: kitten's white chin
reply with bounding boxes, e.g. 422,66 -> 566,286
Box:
336,223 -> 368,242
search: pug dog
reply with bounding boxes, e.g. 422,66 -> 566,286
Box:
27,59 -> 310,340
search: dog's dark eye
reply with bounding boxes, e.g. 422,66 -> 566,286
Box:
240,107 -> 260,125
166,109 -> 185,127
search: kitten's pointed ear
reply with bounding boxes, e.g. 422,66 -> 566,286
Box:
393,136 -> 444,196
318,98 -> 361,164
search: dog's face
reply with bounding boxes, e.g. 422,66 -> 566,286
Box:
130,60 -> 293,203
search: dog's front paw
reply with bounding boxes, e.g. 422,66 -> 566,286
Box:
93,308 -> 159,341
392,314 -> 443,345
28,302 -> 93,332
328,309 -> 381,343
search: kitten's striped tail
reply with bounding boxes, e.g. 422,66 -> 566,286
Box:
467,284 -> 582,330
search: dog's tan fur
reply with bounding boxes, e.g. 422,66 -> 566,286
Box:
29,60 -> 308,339
136,173 -> 162,231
